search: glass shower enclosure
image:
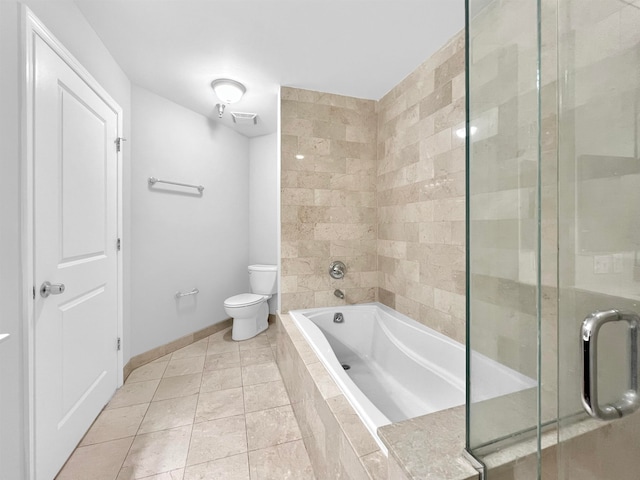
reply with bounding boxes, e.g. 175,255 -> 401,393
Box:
466,0 -> 640,477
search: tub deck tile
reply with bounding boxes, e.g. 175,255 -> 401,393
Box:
378,406 -> 478,480
307,362 -> 342,399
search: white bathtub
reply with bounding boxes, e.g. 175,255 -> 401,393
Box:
289,302 -> 535,452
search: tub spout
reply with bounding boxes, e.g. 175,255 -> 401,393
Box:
334,289 -> 344,299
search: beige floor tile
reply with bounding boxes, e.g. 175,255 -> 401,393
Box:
245,405 -> 302,451
153,374 -> 202,402
204,351 -> 241,371
56,436 -> 133,480
118,425 -> 191,479
194,388 -> 244,423
243,380 -> 290,413
171,339 -> 208,360
207,327 -> 231,341
61,327 -> 318,480
127,362 -> 169,384
135,469 -> 184,480
164,357 -> 205,378
200,367 -> 242,393
138,395 -> 198,434
248,440 -> 315,480
237,333 -> 270,351
240,347 -> 274,367
107,379 -> 161,410
183,453 -> 249,480
207,329 -> 239,355
81,404 -> 148,446
186,415 -> 247,466
241,362 -> 282,386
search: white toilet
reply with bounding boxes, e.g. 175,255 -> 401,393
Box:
224,264 -> 277,341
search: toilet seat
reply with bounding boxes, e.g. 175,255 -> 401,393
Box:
224,293 -> 267,308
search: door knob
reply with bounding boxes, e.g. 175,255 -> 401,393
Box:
40,281 -> 65,298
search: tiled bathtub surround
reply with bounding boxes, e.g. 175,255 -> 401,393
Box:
280,31 -> 467,343
276,313 -> 387,480
376,31 -> 466,342
276,311 -> 481,480
280,88 -> 378,312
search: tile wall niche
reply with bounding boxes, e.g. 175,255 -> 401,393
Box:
280,88 -> 378,312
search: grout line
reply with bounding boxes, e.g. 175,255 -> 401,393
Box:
183,389 -> 200,475
103,362 -> 169,480
115,355 -> 188,479
182,331 -> 219,477
241,366 -> 250,456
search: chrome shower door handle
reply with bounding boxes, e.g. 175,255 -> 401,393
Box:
582,309 -> 640,420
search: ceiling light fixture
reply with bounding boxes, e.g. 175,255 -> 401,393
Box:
211,78 -> 246,118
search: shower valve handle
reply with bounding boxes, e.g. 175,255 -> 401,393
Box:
329,261 -> 346,279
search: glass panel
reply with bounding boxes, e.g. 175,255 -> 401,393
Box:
466,0 -> 545,465
557,0 -> 640,478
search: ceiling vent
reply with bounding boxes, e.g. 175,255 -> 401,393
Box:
231,112 -> 258,125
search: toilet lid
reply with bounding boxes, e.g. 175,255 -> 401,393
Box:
224,293 -> 266,308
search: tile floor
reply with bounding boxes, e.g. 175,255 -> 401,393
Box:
56,326 -> 315,480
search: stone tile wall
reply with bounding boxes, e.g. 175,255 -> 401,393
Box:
376,32 -> 466,342
280,32 -> 468,343
280,88 -> 378,312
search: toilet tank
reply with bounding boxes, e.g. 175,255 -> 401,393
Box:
248,264 -> 277,295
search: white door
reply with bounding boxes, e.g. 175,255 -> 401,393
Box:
33,32 -> 120,479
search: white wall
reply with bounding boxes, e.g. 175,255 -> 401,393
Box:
0,4 -> 272,476
249,133 -> 278,313
0,2 -> 131,478
130,86 -> 250,356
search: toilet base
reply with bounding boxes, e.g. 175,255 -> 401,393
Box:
231,301 -> 269,341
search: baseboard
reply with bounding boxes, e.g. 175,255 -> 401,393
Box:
123,318 -> 233,380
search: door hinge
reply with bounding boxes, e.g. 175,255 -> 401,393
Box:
117,337 -> 121,351
33,286 -> 36,300
117,238 -> 121,251
115,137 -> 127,153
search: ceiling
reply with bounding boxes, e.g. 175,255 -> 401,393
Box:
75,1 -> 464,137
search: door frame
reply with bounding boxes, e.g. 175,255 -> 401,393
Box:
21,7 -> 124,478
